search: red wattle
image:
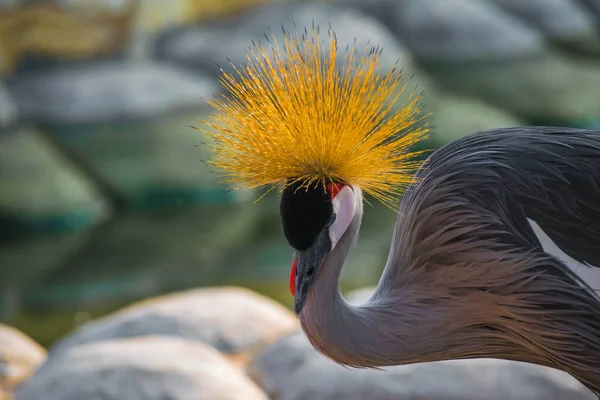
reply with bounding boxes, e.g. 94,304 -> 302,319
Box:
290,258 -> 297,296
327,182 -> 344,199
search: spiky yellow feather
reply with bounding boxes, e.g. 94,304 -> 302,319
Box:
201,27 -> 430,208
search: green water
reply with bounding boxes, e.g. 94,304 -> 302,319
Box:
1,194 -> 393,347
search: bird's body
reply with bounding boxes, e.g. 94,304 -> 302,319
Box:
296,126 -> 600,394
202,27 -> 600,397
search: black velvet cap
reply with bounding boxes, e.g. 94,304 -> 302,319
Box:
280,182 -> 334,251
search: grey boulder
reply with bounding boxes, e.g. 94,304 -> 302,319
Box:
486,0 -> 597,41
154,1 -> 413,76
382,0 -> 545,63
248,327 -> 594,400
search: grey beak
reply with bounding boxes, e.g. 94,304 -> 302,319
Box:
294,230 -> 332,314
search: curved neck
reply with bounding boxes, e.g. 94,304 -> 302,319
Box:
298,208 -> 375,366
297,203 -> 566,370
297,196 -> 600,394
297,208 -> 441,367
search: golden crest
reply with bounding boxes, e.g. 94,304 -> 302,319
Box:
201,27 -> 429,207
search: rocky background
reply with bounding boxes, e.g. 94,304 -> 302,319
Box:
1,0 -> 600,399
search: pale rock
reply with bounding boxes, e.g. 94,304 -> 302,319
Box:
154,1 -> 413,76
15,336 -> 267,400
49,287 -> 297,357
0,324 -> 45,397
8,61 -> 218,125
248,326 -> 595,400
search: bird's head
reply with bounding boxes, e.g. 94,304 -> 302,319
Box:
280,181 -> 360,313
200,26 -> 429,314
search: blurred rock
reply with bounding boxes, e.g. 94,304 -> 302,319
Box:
7,61 -> 217,125
49,287 -> 297,358
580,0 -> 600,14
0,126 -> 110,237
0,85 -> 16,127
486,0 -> 596,41
430,53 -> 600,125
0,2 -> 134,76
248,328 -> 594,400
430,93 -> 525,145
154,1 -> 414,77
485,0 -> 600,55
8,60 -> 235,210
15,336 -> 267,400
0,324 -> 45,398
331,0 -> 545,63
344,286 -> 377,304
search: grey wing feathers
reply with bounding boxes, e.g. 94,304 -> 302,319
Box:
426,126 -> 600,268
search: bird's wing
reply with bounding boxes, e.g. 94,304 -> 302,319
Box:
428,126 -> 600,285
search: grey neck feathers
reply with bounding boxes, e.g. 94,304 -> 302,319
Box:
297,199 -> 557,369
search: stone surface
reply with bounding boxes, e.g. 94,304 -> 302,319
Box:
7,61 -> 218,125
430,53 -> 600,125
49,287 -> 297,357
486,0 -> 596,41
368,0 -> 546,63
15,336 -> 267,400
0,126 -> 110,237
0,324 -> 45,397
248,328 -> 595,400
154,1 -> 414,77
0,84 -> 16,127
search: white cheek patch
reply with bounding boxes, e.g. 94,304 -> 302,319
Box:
329,186 -> 356,249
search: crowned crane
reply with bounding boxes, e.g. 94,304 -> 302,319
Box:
201,28 -> 600,396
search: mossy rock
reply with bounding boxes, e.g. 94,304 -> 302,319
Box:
44,110 -> 248,210
428,53 -> 600,126
429,92 -> 525,146
0,126 -> 110,237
